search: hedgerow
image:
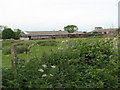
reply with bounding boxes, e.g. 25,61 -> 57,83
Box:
2,38 -> 118,88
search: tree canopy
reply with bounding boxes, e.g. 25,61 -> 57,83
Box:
95,27 -> 103,30
64,25 -> 78,33
14,29 -> 21,39
2,28 -> 15,39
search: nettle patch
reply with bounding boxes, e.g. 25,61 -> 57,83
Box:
2,38 -> 118,88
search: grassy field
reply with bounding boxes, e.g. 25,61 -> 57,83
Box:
2,38 -> 80,68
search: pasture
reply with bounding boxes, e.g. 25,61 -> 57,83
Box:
2,38 -> 78,68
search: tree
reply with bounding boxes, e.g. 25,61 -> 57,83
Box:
2,28 -> 15,39
93,32 -> 98,34
0,25 -> 8,39
14,29 -> 21,39
64,25 -> 78,33
95,27 -> 103,30
83,31 -> 87,34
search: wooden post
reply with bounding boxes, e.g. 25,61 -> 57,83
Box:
11,45 -> 17,67
66,40 -> 69,48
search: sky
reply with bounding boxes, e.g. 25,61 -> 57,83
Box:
0,0 -> 119,32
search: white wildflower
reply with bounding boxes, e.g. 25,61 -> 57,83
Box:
28,46 -> 30,49
58,47 -> 61,50
51,66 -> 56,68
22,66 -> 25,67
50,74 -> 53,76
61,40 -> 65,43
58,47 -> 63,50
42,64 -> 47,68
66,40 -> 68,42
42,74 -> 47,77
38,69 -> 44,72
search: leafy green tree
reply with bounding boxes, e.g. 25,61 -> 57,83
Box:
2,28 -> 15,39
83,31 -> 87,33
93,32 -> 98,34
0,25 -> 8,39
64,25 -> 78,33
95,27 -> 103,30
14,29 -> 21,39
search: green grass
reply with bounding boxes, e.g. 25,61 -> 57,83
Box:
2,39 -> 69,68
2,37 -> 104,68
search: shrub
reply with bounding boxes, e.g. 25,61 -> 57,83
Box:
2,47 -> 11,55
15,42 -> 24,46
17,45 -> 29,54
2,40 -> 15,47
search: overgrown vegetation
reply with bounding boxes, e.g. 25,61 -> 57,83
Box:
2,38 -> 118,88
37,40 -> 57,46
2,41 -> 34,55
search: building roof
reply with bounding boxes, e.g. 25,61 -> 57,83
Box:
92,28 -> 118,32
69,31 -> 84,34
21,31 -> 69,36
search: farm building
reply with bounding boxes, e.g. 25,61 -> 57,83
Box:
20,31 -> 69,40
91,28 -> 118,35
19,31 -> 84,40
68,31 -> 84,38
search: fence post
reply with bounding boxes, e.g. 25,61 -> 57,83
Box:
11,45 -> 17,67
66,40 -> 69,48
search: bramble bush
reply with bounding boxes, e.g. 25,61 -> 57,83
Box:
2,38 -> 118,88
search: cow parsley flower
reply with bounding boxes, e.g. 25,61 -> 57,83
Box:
42,74 -> 47,77
51,66 -> 56,68
38,69 -> 44,72
42,64 -> 47,68
50,74 -> 53,76
58,47 -> 63,50
61,40 -> 65,43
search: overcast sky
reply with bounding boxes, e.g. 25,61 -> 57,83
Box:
0,0 -> 119,32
